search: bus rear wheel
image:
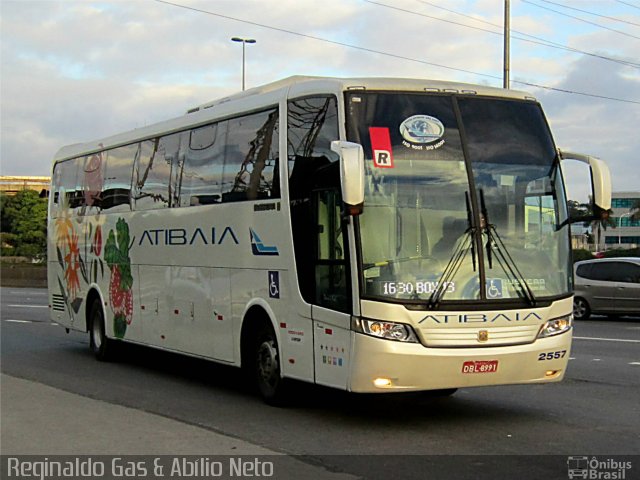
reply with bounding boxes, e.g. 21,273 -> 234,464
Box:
89,299 -> 112,361
253,324 -> 288,406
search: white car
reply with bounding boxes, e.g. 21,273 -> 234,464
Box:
573,257 -> 640,320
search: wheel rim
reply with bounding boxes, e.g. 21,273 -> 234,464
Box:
574,300 -> 587,318
256,338 -> 279,390
92,314 -> 103,350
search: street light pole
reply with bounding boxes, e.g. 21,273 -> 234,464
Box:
231,37 -> 256,91
503,0 -> 510,89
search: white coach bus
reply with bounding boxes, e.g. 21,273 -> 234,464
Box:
48,76 -> 611,404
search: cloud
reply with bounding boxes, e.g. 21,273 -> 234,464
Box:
535,53 -> 640,195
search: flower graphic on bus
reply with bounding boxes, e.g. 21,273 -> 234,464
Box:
63,230 -> 81,300
104,218 -> 134,339
54,191 -> 84,314
92,224 -> 102,256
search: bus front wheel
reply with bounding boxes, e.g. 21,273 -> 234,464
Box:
254,324 -> 288,406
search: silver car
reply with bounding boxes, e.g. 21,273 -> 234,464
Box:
573,257 -> 640,320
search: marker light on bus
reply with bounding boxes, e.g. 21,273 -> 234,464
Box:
537,314 -> 573,338
353,318 -> 419,343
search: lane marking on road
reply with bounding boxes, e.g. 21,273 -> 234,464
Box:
4,319 -> 33,324
574,336 -> 640,344
7,304 -> 48,308
7,291 -> 47,295
629,362 -> 640,366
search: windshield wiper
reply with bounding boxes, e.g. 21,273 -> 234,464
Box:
426,192 -> 476,309
426,229 -> 473,309
466,191 -> 477,272
479,189 -> 537,307
480,189 -> 492,269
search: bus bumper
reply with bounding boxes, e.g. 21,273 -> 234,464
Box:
348,330 -> 572,393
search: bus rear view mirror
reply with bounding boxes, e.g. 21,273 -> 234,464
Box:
331,140 -> 365,215
559,150 -> 612,221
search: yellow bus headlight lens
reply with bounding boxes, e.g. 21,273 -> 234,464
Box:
538,314 -> 572,338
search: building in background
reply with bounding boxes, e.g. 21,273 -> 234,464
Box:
0,176 -> 50,197
602,191 -> 640,250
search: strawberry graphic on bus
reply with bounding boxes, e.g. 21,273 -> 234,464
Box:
104,218 -> 134,338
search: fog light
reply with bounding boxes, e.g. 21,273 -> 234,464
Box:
374,378 -> 392,388
545,370 -> 559,377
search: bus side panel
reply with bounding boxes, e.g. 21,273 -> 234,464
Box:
138,265 -> 233,361
312,306 -> 351,390
280,305 -> 314,383
209,268 -> 234,361
167,265 -> 234,361
139,265 -> 169,349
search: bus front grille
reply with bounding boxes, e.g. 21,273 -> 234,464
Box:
419,325 -> 540,347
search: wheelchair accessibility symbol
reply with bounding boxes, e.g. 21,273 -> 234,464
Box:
268,271 -> 280,299
486,279 -> 503,299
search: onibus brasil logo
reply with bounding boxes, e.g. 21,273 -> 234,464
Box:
567,456 -> 632,479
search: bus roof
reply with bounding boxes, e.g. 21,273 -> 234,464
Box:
188,76 -> 535,112
53,76 -> 537,164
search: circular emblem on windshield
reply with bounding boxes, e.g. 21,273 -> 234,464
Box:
399,115 -> 445,145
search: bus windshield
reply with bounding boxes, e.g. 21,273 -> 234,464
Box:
345,92 -> 572,305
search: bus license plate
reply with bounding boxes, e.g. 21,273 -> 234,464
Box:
462,360 -> 498,374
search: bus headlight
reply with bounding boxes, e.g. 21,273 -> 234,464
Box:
537,314 -> 573,338
353,318 -> 419,343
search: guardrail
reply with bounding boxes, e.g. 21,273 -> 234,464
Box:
0,263 -> 47,287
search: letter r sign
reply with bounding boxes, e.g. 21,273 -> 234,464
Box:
369,127 -> 394,168
374,150 -> 392,167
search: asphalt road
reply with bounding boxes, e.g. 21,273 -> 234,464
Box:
1,287 -> 639,480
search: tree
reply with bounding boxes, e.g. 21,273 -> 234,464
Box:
0,190 -> 48,260
590,208 -> 616,250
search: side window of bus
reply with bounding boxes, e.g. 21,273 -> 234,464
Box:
180,122 -> 226,207
222,108 -> 279,203
70,157 -> 87,214
82,150 -> 105,213
52,158 -> 82,217
287,96 -> 339,198
135,134 -> 183,210
287,96 -> 339,305
101,144 -> 136,212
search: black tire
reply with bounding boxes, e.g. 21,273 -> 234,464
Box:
89,300 -> 112,361
253,323 -> 289,406
573,297 -> 591,321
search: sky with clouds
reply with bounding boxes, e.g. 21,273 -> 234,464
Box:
1,0 -> 638,201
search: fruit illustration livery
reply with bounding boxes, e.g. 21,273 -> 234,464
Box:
104,218 -> 133,338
